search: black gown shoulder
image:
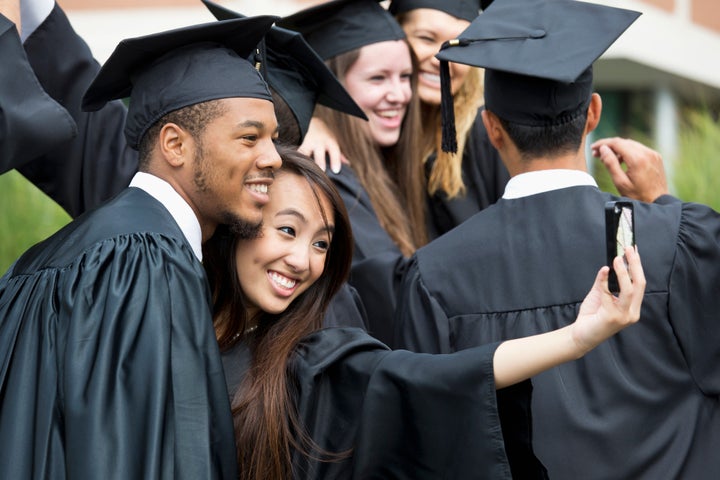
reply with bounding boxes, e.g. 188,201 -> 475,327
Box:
0,188 -> 238,479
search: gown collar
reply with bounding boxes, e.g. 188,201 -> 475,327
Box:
129,172 -> 203,261
502,169 -> 598,199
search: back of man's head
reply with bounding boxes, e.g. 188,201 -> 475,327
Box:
435,0 -> 641,156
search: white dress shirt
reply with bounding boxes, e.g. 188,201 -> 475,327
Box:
129,172 -> 203,261
502,169 -> 599,199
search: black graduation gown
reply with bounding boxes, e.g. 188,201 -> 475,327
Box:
425,111 -> 510,240
0,188 -> 237,479
328,167 -> 409,342
222,327 -> 513,479
395,186 -> 720,480
327,116 -> 509,342
0,12 -> 76,174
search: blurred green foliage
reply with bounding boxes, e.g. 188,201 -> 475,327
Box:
673,108 -> 720,210
591,102 -> 720,211
0,171 -> 71,273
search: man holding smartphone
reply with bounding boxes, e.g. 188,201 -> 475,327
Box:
394,1 -> 720,479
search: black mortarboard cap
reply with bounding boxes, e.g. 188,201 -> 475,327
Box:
277,0 -> 406,61
81,16 -> 278,149
435,0 -> 641,153
202,0 -> 367,140
389,0 -> 489,22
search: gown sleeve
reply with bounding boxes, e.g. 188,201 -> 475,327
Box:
289,328 -> 513,480
667,201 -> 720,395
20,4 -> 138,217
392,255 -> 453,353
323,282 -> 369,329
328,166 -> 401,262
328,166 -> 409,343
0,12 -> 76,174
0,234 -> 237,479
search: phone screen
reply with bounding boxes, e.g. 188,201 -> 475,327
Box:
615,205 -> 634,257
605,201 -> 635,294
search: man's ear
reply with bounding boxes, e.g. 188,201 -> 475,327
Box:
482,109 -> 505,151
158,123 -> 188,167
585,93 -> 602,134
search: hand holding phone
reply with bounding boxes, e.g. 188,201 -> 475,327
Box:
605,201 -> 635,294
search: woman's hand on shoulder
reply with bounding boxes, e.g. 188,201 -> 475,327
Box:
299,117 -> 348,173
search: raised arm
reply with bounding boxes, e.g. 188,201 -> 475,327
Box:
20,2 -> 138,217
1,0 -> 76,175
591,137 -> 669,202
493,246 -> 645,388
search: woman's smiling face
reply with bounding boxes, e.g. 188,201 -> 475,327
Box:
342,40 -> 414,147
234,171 -> 334,317
400,8 -> 472,106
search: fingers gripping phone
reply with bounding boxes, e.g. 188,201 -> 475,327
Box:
605,201 -> 635,294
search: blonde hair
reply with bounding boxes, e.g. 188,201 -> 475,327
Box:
422,67 -> 484,198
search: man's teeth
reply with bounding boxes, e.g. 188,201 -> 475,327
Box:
270,272 -> 296,289
248,184 -> 268,194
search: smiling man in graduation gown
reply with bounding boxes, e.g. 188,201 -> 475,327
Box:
394,1 -> 720,479
14,0 -> 368,331
0,16 -> 283,479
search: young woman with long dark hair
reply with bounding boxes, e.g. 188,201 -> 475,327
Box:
203,146 -> 645,480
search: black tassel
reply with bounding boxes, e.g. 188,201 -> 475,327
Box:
440,58 -> 457,154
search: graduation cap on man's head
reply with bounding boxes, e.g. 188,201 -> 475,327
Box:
435,0 -> 641,153
277,0 -> 406,61
81,16 -> 278,149
388,0 -> 492,22
201,0 -> 366,142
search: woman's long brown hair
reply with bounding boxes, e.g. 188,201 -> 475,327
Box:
203,146 -> 353,479
315,42 -> 428,256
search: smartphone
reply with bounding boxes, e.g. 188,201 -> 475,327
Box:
605,201 -> 635,294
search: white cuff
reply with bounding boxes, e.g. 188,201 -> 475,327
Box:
20,0 -> 54,42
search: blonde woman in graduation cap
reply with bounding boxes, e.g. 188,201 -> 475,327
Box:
389,0 -> 510,239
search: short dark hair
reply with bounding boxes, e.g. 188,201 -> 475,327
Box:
495,108 -> 588,161
270,87 -> 302,147
137,99 -> 227,170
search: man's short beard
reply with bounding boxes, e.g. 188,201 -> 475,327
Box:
193,144 -> 209,192
193,140 -> 261,239
224,212 -> 262,240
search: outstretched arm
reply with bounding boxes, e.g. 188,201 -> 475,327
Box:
493,246 -> 645,388
591,137 -> 669,202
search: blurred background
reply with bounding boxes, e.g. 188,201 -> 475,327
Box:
2,0 -> 719,271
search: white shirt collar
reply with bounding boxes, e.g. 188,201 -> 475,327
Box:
129,172 -> 203,261
502,169 -> 599,199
